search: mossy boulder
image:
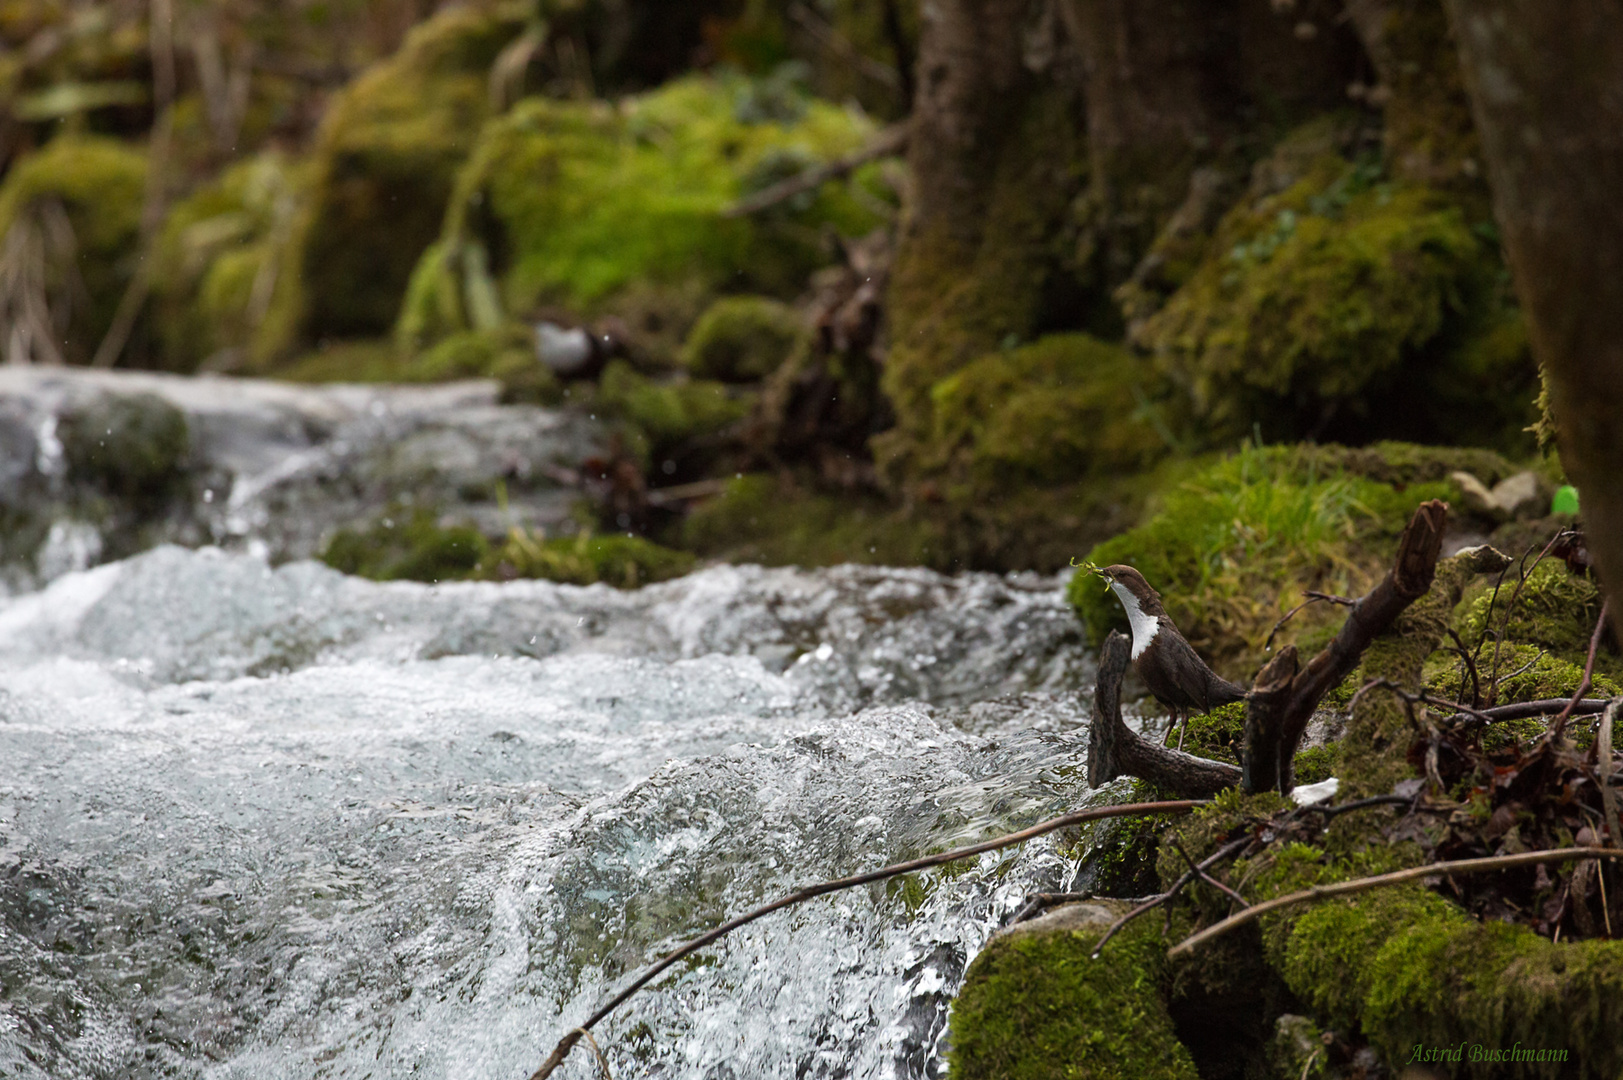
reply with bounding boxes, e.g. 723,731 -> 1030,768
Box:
1251,850 -> 1623,1078
482,527 -> 695,588
397,73 -> 888,360
152,152 -> 306,371
681,472 -> 943,568
259,7 -> 525,360
1454,561 -> 1617,682
921,333 -> 1166,493
0,136 -> 147,363
680,295 -> 805,382
949,901 -> 1199,1080
57,392 -> 190,502
320,508 -> 695,588
1134,136 -> 1534,451
321,508 -> 490,583
1067,442 -> 1485,674
596,359 -> 750,461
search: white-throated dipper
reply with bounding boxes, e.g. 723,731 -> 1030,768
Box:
1096,564 -> 1247,748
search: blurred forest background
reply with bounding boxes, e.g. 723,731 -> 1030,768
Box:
0,0 -> 1591,601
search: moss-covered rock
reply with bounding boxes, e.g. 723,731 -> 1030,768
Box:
680,295 -> 805,382
1454,561 -> 1618,683
58,392 -> 189,502
481,526 -> 695,588
152,152 -> 306,371
681,473 -> 943,568
948,901 -> 1199,1080
1067,442 -> 1479,674
1134,134 -> 1534,450
258,7 -> 525,361
0,136 -> 147,364
319,507 -> 696,588
398,73 -> 887,359
596,359 -> 750,461
922,333 -> 1166,492
1255,856 -> 1623,1078
321,508 -> 490,583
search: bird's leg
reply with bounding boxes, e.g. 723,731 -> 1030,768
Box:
1161,707 -> 1181,747
1176,711 -> 1189,751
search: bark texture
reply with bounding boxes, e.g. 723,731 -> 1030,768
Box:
1443,0 -> 1623,615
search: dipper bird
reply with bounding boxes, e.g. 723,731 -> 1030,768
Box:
1096,564 -> 1247,749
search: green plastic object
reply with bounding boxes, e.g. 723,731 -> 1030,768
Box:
1552,484 -> 1581,516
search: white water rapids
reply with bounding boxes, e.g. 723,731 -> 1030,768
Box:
0,545 -> 1129,1079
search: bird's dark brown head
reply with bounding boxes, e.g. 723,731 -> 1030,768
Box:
1098,565 -> 1166,615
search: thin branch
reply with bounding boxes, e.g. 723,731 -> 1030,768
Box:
1551,599 -> 1611,738
1263,595 -> 1328,653
1447,697 -> 1609,728
525,798 -> 1206,1079
1090,835 -> 1253,958
721,122 -> 910,218
1486,531 -> 1569,705
1445,626 -> 1483,707
1008,891 -> 1121,925
1168,847 -> 1623,958
1171,836 -> 1250,908
787,1 -> 901,88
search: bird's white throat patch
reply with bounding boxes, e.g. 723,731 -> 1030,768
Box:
1109,581 -> 1160,660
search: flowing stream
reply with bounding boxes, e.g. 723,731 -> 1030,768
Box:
0,544 -> 1127,1079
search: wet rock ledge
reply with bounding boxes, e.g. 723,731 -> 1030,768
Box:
0,366 -> 606,593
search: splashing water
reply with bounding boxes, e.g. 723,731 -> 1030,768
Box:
0,547 -> 1124,1079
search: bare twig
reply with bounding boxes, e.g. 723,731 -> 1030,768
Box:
787,2 -> 901,88
1090,835 -> 1253,958
1168,847 -> 1623,958
1445,626 -> 1483,707
1008,891 -> 1115,925
1485,531 -> 1569,705
1171,837 -> 1250,908
721,122 -> 910,218
1551,599 -> 1611,738
1447,697 -> 1609,728
525,798 -> 1205,1079
1264,596 -> 1328,653
1598,700 -> 1621,849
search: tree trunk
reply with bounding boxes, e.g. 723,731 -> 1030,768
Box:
878,0 -> 1087,480
1443,0 -> 1623,614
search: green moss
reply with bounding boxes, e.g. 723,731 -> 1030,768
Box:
259,7 -> 524,361
57,392 -> 189,502
922,333 -> 1166,491
1455,562 -> 1617,681
321,508 -> 489,583
680,295 -> 805,382
0,135 -> 146,363
1267,876 -> 1623,1077
152,152 -> 306,371
1067,441 -> 1467,673
680,473 -> 944,568
597,359 -> 750,457
481,526 -> 695,588
1136,138 -> 1528,448
949,903 -> 1199,1080
399,74 -> 885,357
322,506 -> 695,588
